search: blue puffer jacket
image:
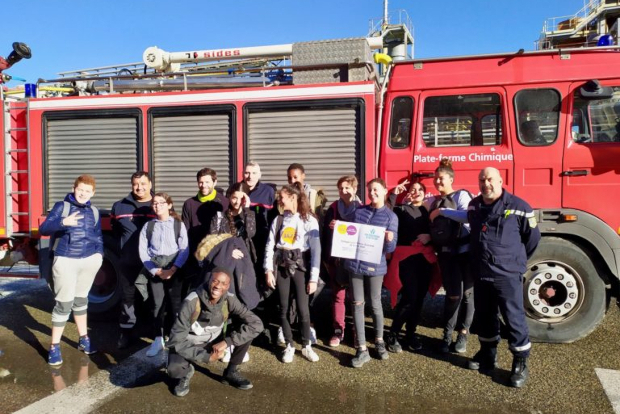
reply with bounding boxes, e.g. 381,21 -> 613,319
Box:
344,205 -> 398,276
40,193 -> 104,258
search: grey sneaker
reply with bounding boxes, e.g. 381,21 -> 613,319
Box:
173,364 -> 195,397
351,349 -> 371,368
454,333 -> 468,354
375,341 -> 389,360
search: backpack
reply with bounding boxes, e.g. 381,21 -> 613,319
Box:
45,201 -> 100,291
190,295 -> 229,334
145,219 -> 182,247
429,190 -> 470,247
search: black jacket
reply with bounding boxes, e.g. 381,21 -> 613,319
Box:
196,234 -> 261,310
111,193 -> 155,265
468,190 -> 541,278
209,207 -> 257,264
167,285 -> 263,364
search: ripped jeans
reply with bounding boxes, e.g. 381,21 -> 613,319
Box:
349,273 -> 385,348
438,251 -> 475,338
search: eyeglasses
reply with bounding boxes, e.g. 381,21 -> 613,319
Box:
152,202 -> 168,207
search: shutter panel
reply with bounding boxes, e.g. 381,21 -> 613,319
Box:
152,114 -> 231,203
46,117 -> 139,210
247,108 -> 359,203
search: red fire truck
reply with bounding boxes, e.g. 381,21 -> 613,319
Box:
2,29 -> 620,344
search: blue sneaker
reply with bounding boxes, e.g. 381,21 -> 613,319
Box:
78,336 -> 97,355
48,344 -> 63,366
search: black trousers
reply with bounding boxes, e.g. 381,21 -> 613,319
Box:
119,262 -> 143,330
149,275 -> 183,338
390,254 -> 433,338
277,267 -> 311,346
167,341 -> 252,379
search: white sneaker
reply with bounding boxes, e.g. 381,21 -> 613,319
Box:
282,344 -> 295,363
302,345 -> 319,362
146,336 -> 164,357
221,345 -> 233,363
309,327 -> 317,345
277,327 -> 286,345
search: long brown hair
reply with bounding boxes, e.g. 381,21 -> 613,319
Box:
153,192 -> 181,221
280,182 -> 312,221
225,182 -> 250,234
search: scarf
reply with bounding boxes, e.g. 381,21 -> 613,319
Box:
197,189 -> 217,203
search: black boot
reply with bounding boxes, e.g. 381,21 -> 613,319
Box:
467,346 -> 497,373
222,364 -> 253,390
440,330 -> 452,354
510,356 -> 529,388
117,329 -> 132,350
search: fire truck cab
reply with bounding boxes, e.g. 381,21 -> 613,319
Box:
380,47 -> 620,342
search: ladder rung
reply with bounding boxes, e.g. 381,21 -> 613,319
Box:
9,191 -> 29,195
9,105 -> 28,109
7,128 -> 27,132
7,149 -> 28,153
10,232 -> 32,237
10,212 -> 29,216
7,170 -> 28,174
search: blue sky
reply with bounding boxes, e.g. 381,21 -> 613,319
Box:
2,0 -> 584,86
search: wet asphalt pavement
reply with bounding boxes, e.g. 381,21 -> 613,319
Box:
1,277 -> 619,414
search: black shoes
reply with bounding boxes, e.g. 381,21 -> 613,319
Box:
222,365 -> 253,390
467,347 -> 498,373
510,356 -> 529,388
117,330 -> 131,350
386,334 -> 403,354
173,364 -> 195,397
440,331 -> 452,354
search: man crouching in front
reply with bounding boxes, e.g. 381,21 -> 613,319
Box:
166,267 -> 263,397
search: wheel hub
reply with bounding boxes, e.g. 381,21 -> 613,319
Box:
525,262 -> 581,320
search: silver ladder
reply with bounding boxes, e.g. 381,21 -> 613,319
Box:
1,89 -> 31,238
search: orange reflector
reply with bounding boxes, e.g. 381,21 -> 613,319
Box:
561,214 -> 578,222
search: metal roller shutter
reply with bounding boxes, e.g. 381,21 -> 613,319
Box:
46,117 -> 139,211
152,114 -> 231,204
247,107 -> 359,204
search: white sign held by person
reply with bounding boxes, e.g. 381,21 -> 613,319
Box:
331,220 -> 385,264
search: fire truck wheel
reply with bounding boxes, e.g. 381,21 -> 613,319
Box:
88,247 -> 122,316
523,237 -> 606,343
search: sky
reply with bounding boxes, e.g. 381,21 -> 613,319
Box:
2,0 -> 587,86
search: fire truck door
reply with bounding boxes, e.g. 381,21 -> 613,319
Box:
411,90 -> 510,196
562,82 -> 620,231
510,88 -> 564,208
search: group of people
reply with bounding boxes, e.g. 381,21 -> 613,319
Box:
40,157 -> 541,396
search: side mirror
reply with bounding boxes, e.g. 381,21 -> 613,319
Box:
579,79 -> 613,100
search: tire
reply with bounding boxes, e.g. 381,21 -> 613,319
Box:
523,237 -> 606,343
88,247 -> 122,316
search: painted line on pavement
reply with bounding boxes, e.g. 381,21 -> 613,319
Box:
597,368 -> 620,414
15,347 -> 166,414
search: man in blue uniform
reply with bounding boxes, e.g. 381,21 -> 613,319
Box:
466,167 -> 540,388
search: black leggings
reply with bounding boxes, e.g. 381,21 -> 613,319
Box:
438,251 -> 475,336
149,275 -> 183,338
277,267 -> 311,346
390,254 -> 433,338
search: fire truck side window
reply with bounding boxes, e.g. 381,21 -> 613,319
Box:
389,97 -> 413,148
515,89 -> 560,146
572,87 -> 620,143
422,93 -> 501,147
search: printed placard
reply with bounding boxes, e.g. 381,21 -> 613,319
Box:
331,220 -> 385,264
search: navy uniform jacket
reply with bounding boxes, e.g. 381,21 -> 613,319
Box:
467,190 -> 541,279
